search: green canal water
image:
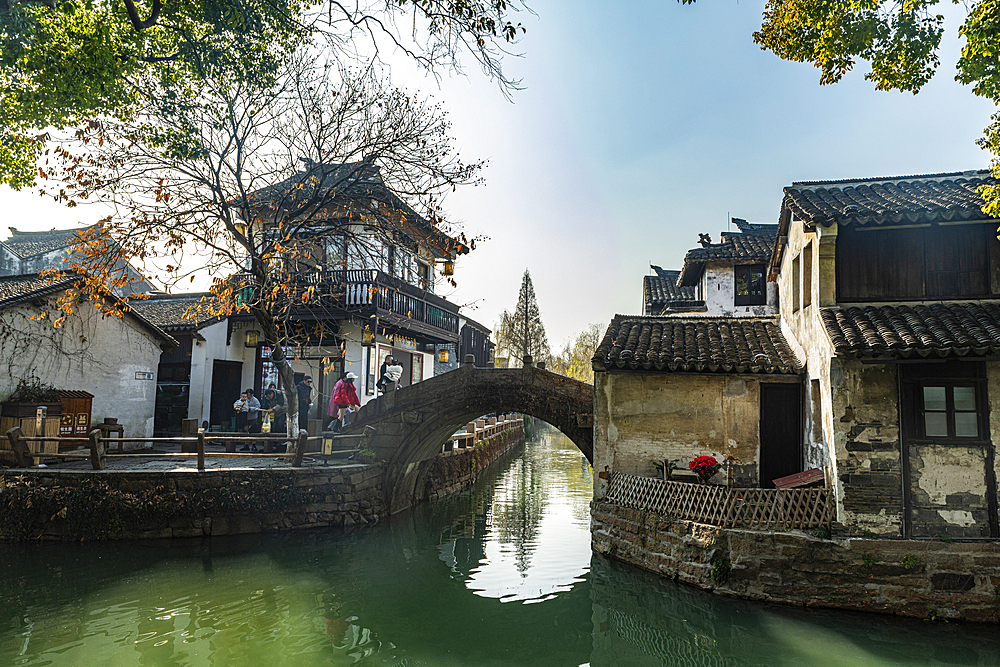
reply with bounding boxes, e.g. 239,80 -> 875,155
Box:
2,425 -> 999,666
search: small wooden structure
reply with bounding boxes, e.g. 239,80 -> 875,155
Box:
0,401 -> 63,463
56,390 -> 94,448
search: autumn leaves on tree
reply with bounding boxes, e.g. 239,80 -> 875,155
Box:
0,0 -> 528,436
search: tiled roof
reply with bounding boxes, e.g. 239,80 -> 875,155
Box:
2,226 -> 93,258
822,303 -> 1000,359
593,315 -> 800,374
245,161 -> 467,257
678,228 -> 776,286
128,294 -> 216,332
0,274 -> 178,347
0,274 -> 76,305
784,170 -> 997,227
644,267 -> 696,313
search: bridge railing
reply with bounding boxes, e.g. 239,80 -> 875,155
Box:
440,414 -> 524,455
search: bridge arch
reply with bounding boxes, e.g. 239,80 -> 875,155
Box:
343,363 -> 593,513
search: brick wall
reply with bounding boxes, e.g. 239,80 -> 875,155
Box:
592,500 -> 1000,623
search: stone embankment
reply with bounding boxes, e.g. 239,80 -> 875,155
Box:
0,418 -> 526,542
592,501 -> 1000,623
417,427 -> 524,502
0,464 -> 386,541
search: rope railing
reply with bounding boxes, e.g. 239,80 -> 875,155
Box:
604,471 -> 833,531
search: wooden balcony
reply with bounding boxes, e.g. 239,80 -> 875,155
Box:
297,268 -> 460,342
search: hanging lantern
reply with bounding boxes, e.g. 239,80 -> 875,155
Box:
441,260 -> 454,276
438,349 -> 449,363
245,330 -> 259,348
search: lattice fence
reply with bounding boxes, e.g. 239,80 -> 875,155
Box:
605,472 -> 833,531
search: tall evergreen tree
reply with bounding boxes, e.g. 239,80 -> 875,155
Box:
495,270 -> 550,367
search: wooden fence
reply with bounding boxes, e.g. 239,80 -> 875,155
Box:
440,414 -> 524,455
4,426 -> 375,472
605,471 -> 833,531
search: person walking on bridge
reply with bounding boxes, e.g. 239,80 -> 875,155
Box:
332,372 -> 361,432
327,371 -> 347,430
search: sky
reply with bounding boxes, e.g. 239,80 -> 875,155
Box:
0,0 -> 994,349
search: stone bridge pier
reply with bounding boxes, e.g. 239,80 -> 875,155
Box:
342,360 -> 594,514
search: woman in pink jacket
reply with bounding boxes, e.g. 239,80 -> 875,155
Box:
332,372 -> 361,431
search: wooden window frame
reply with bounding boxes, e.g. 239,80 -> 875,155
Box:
901,363 -> 989,446
734,264 -> 766,306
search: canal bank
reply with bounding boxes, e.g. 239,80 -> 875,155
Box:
592,500 -> 1000,623
0,417 -> 524,541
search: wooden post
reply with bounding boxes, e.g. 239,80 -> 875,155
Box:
6,427 -> 28,468
292,430 -> 308,467
181,418 -> 198,453
197,429 -> 206,471
88,429 -> 105,470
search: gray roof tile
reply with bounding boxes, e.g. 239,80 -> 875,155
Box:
678,227 -> 777,286
644,268 -> 696,312
822,302 -> 1000,358
784,170 -> 997,227
2,227 -> 93,258
128,294 -> 216,331
593,315 -> 800,374
0,274 -> 76,304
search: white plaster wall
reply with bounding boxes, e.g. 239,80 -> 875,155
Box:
188,320 -> 247,424
0,297 -> 164,437
698,263 -> 779,317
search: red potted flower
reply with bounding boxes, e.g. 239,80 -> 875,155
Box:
689,455 -> 720,484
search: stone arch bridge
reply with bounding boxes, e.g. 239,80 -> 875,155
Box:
342,360 -> 593,513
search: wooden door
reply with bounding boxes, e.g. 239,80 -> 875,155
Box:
759,383 -> 802,488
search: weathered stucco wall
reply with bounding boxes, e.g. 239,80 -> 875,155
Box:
830,358 -> 903,536
592,501 -> 1000,623
0,296 -> 164,438
594,372 -> 766,493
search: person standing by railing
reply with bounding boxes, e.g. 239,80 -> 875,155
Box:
376,354 -> 393,395
238,389 -> 261,452
296,376 -> 316,430
385,358 -> 403,391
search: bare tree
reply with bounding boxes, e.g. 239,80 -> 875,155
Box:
39,51 -> 482,441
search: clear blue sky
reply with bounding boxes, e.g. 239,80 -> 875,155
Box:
0,0 -> 992,348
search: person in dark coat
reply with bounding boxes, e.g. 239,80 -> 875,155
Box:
296,376 -> 315,430
262,387 -> 286,433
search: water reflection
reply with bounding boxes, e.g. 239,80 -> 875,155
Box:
1,424 -> 998,666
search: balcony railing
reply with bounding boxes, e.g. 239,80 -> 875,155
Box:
301,268 -> 460,337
